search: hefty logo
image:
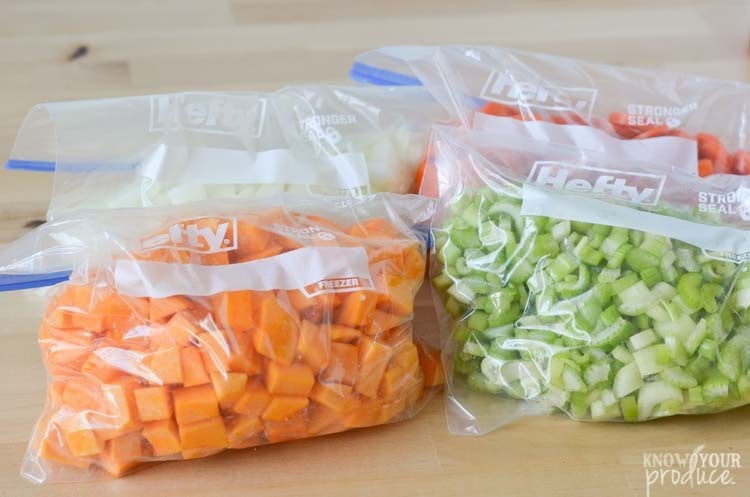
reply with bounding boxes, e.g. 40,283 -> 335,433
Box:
149,94 -> 266,136
528,162 -> 666,205
481,72 -> 597,120
141,217 -> 238,254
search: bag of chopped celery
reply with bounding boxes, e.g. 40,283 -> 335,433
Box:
352,45 -> 750,179
429,125 -> 750,434
0,193 -> 441,482
6,87 -> 445,219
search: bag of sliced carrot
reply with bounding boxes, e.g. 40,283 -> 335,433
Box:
351,46 -> 750,182
0,193 -> 440,483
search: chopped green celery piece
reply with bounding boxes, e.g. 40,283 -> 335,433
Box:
488,201 -> 522,230
557,265 -> 591,299
575,298 -> 602,331
654,314 -> 695,342
462,276 -> 490,295
618,280 -> 653,316
637,381 -> 683,420
620,396 -> 639,421
640,233 -> 671,256
451,226 -> 482,249
532,233 -> 560,259
639,266 -> 662,288
432,272 -> 454,290
677,272 -> 703,311
686,356 -> 712,383
569,392 -> 589,419
551,220 -> 570,241
486,271 -> 503,288
590,399 -> 621,420
487,302 -> 521,327
601,228 -> 629,256
438,241 -> 462,266
507,259 -> 534,285
660,250 -> 679,284
562,365 -> 586,392
698,339 -> 718,361
447,280 -> 475,305
675,247 -> 699,272
633,344 -> 672,376
570,221 -> 592,234
466,371 -> 503,394
607,242 -> 633,269
479,221 -> 507,248
581,246 -> 604,266
661,366 -> 698,389
461,201 -> 481,227
700,283 -> 723,313
718,337 -> 749,381
613,362 -> 643,398
573,236 -> 590,259
635,314 -> 651,330
487,288 -> 518,314
702,260 -> 735,283
685,318 -> 708,355
600,305 -> 620,327
687,386 -> 704,406
547,252 -> 578,281
629,329 -> 658,350
591,318 -> 634,352
455,257 -> 471,276
598,267 -> 621,283
584,361 -> 611,385
737,375 -> 750,399
467,311 -> 489,332
626,248 -> 660,273
629,230 -> 644,247
463,334 -> 488,357
452,323 -> 471,343
610,273 -> 639,294
612,345 -> 634,364
663,336 -> 688,367
445,297 -> 465,319
651,282 -> 677,300
703,373 -> 730,401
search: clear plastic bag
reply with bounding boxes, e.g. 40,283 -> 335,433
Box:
6,87 -> 445,218
352,45 -> 750,177
429,125 -> 750,435
1,193 -> 442,482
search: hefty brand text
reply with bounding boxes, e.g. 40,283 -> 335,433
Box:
150,94 -> 266,137
141,217 -> 238,254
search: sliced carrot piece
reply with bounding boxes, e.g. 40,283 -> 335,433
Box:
732,150 -> 750,175
232,378 -> 272,417
210,371 -> 248,409
178,417 -> 228,451
417,345 -> 445,388
320,343 -> 359,386
146,346 -> 183,385
262,396 -> 309,421
480,102 -> 516,117
634,124 -> 670,139
226,415 -> 264,449
265,362 -> 315,396
309,382 -> 356,413
297,320 -> 330,373
99,431 -> 143,477
172,384 -> 220,425
355,338 -> 393,398
336,291 -> 378,327
698,158 -> 715,177
134,386 -> 173,422
253,297 -> 298,365
264,411 -> 308,443
149,296 -> 193,323
180,346 -> 211,387
142,419 -> 181,456
212,291 -> 254,332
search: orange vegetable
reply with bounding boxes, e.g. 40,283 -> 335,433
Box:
212,291 -> 254,332
306,403 -> 342,435
210,371 -> 248,409
253,297 -> 298,365
336,291 -> 378,327
232,379 -> 272,417
327,323 -> 361,343
99,432 -> 142,477
417,345 -> 445,388
265,362 -> 314,396
178,417 -> 228,451
195,331 -> 230,373
297,320 -> 330,372
142,419 -> 181,456
355,338 -> 393,398
309,382 -> 356,413
172,384 -> 220,425
263,411 -> 308,443
146,347 -> 183,385
134,386 -> 173,422
226,415 -> 263,449
61,416 -> 103,457
698,158 -> 714,177
149,296 -> 193,323
321,343 -> 359,386
180,347 -> 211,387
262,396 -> 309,421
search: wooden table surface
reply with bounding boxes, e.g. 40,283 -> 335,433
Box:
1,1 -> 750,496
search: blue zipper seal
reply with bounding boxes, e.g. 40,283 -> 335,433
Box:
349,62 -> 422,87
5,159 -> 56,172
0,271 -> 71,292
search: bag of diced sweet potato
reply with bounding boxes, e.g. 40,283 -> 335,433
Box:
0,193 -> 441,483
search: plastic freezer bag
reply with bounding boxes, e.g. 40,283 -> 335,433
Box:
352,45 -> 750,178
428,125 -> 750,435
0,194 -> 443,482
7,87 -> 445,218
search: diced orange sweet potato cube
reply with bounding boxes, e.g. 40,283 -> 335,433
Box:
232,220 -> 271,262
62,380 -> 101,411
56,284 -> 94,310
417,345 -> 445,387
262,396 -> 309,422
134,386 -> 173,422
309,382 -> 356,413
43,340 -> 92,372
146,347 -> 183,385
378,398 -> 407,424
366,310 -> 408,337
196,331 -> 230,373
149,296 -> 193,323
263,411 -> 308,443
44,308 -> 79,329
181,447 -> 224,460
349,218 -> 401,239
356,338 -> 393,398
226,330 -> 263,375
210,371 -> 248,409
226,415 -> 263,449
99,431 -> 143,477
305,403 -> 343,436
212,291 -> 254,332
61,416 -> 103,457
328,323 -> 361,343
232,379 -> 272,417
393,342 -> 420,377
377,281 -> 415,316
180,346 -> 211,387
253,298 -> 298,365
320,343 -> 358,386
178,417 -> 228,451
342,398 -> 382,428
172,384 -> 220,425
265,362 -> 314,397
201,251 -> 230,266
150,311 -> 202,348
402,245 -> 425,281
336,291 -> 378,327
96,378 -> 141,436
142,419 -> 181,457
297,320 -> 330,373
378,366 -> 417,400
40,435 -> 91,470
81,352 -> 122,383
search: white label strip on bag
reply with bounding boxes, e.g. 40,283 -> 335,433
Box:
140,145 -> 371,190
114,246 -> 373,298
521,185 -> 750,256
473,113 -> 698,174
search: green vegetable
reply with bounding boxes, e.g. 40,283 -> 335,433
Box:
434,187 -> 750,422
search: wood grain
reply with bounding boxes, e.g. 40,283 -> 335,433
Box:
0,1 -> 749,495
